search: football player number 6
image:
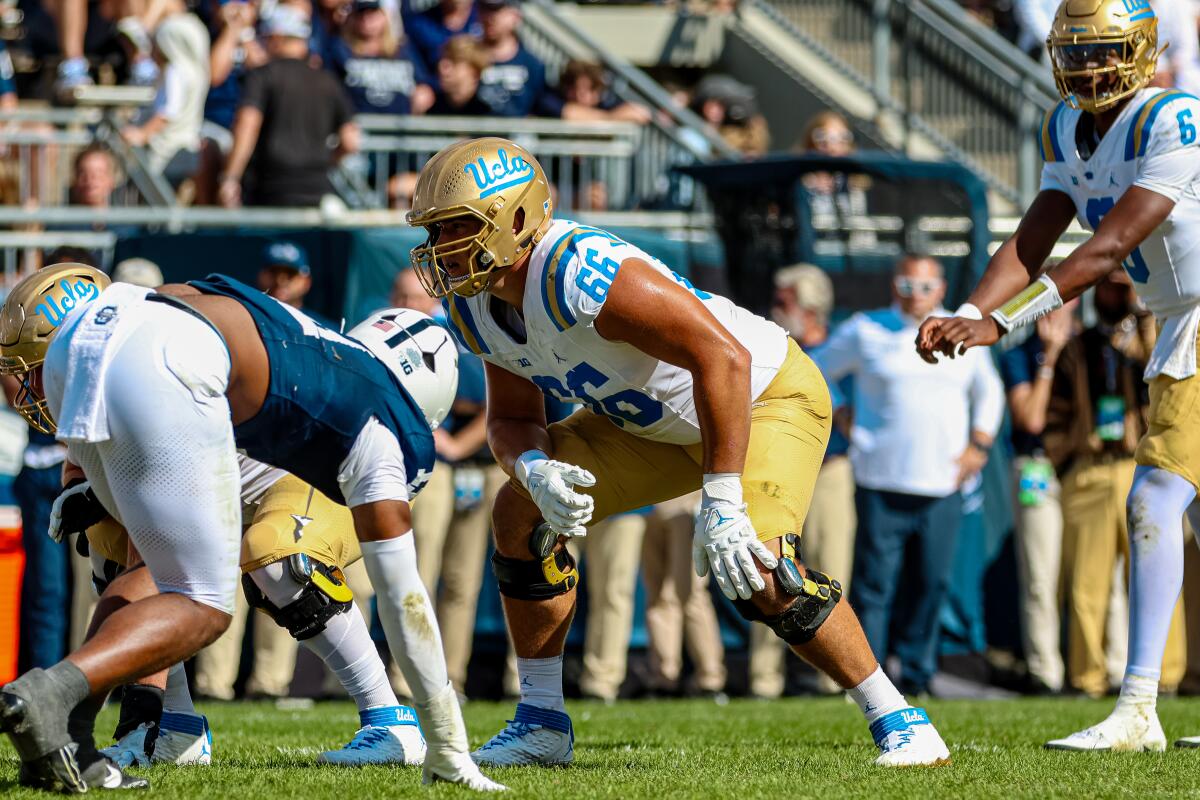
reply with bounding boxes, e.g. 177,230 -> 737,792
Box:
1085,196 -> 1150,283
1179,109 -> 1196,146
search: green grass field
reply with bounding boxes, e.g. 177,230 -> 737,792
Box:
2,697 -> 1199,798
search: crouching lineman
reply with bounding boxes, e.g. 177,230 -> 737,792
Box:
917,0 -> 1200,752
0,264 -> 503,792
51,453 -> 425,769
405,137 -> 951,768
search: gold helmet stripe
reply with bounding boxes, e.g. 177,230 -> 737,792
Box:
1127,89 -> 1193,159
541,229 -> 584,333
446,294 -> 489,356
1040,102 -> 1067,163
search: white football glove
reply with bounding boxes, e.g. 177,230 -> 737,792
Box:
693,475 -> 778,601
515,450 -> 596,538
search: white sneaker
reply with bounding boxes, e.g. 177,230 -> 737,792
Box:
870,707 -> 951,767
1045,706 -> 1166,752
101,723 -> 154,768
152,712 -> 212,765
319,705 -> 426,766
417,684 -> 506,792
471,703 -> 573,767
423,750 -> 508,791
1175,735 -> 1200,748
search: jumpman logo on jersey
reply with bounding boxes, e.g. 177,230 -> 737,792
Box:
520,676 -> 534,690
290,514 -> 313,542
553,351 -> 568,364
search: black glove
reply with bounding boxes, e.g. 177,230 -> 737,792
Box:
48,479 -> 109,543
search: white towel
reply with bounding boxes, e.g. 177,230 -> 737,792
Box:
55,283 -> 152,443
1145,304 -> 1200,381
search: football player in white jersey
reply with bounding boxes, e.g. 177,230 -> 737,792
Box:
918,0 -> 1200,752
406,136 -> 952,768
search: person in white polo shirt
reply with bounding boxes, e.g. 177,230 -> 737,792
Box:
815,253 -> 1003,695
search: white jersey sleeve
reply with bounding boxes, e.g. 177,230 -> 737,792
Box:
1135,93 -> 1200,202
549,227 -> 647,326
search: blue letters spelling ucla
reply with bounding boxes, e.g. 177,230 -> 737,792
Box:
1122,0 -> 1151,13
34,278 -> 100,326
463,148 -> 534,199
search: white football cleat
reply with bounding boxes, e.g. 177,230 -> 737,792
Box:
318,706 -> 426,766
152,712 -> 213,765
1175,735 -> 1200,748
417,684 -> 506,792
1045,707 -> 1166,752
472,703 -> 573,767
423,750 -> 508,792
870,707 -> 951,767
101,723 -> 154,768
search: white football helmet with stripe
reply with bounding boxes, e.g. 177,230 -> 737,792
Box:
349,308 -> 459,430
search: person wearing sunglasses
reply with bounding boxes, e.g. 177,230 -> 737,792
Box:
814,253 -> 1004,698
798,110 -> 873,248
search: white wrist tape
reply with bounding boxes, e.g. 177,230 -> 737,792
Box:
954,303 -> 983,320
701,473 -> 743,506
990,275 -> 1063,333
514,450 -> 549,487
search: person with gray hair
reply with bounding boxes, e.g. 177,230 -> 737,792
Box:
748,263 -> 857,697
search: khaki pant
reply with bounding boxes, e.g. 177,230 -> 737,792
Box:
69,540 -> 96,651
749,455 -> 856,697
641,493 -> 726,693
391,460 -> 503,696
194,589 -> 298,699
1060,458 -> 1187,695
1011,455 -> 1065,691
502,514 -> 648,699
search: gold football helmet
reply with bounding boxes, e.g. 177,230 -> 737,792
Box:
407,137 -> 553,298
1048,0 -> 1164,113
0,262 -> 110,432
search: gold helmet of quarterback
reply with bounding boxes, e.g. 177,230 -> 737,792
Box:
1047,0 -> 1165,114
0,262 -> 110,433
407,137 -> 553,298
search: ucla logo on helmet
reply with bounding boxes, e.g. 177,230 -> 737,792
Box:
463,148 -> 534,199
34,278 -> 101,327
1122,0 -> 1152,13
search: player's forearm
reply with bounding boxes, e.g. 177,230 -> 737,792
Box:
222,107 -> 262,180
488,418 -> 554,478
966,236 -> 1046,314
692,345 -> 752,474
1045,239 -> 1126,302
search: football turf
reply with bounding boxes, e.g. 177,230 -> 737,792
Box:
1,697 -> 1198,798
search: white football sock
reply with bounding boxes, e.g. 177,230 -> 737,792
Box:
360,535 -> 451,704
848,666 -> 908,724
164,663 -> 196,714
1125,466 -> 1193,683
516,655 -> 566,713
301,604 -> 398,713
1115,673 -> 1159,713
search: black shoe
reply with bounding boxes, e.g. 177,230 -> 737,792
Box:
2,691 -> 88,794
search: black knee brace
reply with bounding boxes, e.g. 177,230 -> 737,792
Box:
242,554 -> 354,640
492,524 -> 578,600
734,536 -> 842,646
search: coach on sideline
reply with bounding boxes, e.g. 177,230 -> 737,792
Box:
814,253 -> 1004,696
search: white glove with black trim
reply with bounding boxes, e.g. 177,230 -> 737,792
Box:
693,474 -> 778,601
515,450 -> 596,538
48,479 -> 108,543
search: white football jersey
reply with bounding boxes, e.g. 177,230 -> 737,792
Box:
443,219 -> 789,445
238,453 -> 286,506
1040,87 -> 1200,318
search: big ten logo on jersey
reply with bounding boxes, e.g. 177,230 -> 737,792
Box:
463,148 -> 533,199
533,361 -> 664,430
35,278 -> 101,326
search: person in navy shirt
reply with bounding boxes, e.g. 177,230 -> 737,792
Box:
330,0 -> 434,115
0,40 -> 16,108
404,0 -> 480,76
427,35 -> 492,115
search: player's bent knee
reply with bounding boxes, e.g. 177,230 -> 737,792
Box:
491,482 -> 544,557
242,554 -> 354,640
732,538 -> 842,646
492,523 -> 579,600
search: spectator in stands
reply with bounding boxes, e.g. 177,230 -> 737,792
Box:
388,267 -> 497,698
330,0 -> 435,115
428,35 -> 493,115
120,11 -> 210,187
42,0 -> 164,95
257,240 -> 334,326
311,0 -> 354,65
405,0 -> 481,76
1044,271 -> 1190,697
641,494 -> 727,699
798,111 -> 870,219
199,0 -> 268,175
558,58 -> 652,123
70,145 -> 118,208
748,264 -> 857,698
690,74 -> 769,156
815,253 -> 1004,696
997,302 -> 1076,695
0,40 -> 16,109
219,6 -> 360,207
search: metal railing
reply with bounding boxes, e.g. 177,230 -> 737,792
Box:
750,0 -> 1059,206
